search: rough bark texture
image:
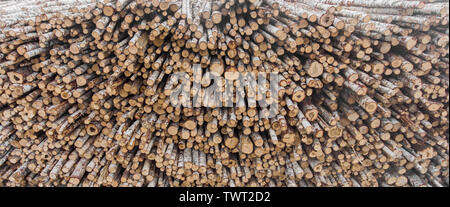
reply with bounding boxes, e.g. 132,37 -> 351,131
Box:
0,0 -> 449,187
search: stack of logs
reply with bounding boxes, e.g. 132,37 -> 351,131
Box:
0,0 -> 449,187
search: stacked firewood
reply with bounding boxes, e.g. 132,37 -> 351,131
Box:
0,0 -> 448,187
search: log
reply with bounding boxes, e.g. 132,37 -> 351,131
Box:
0,0 -> 448,187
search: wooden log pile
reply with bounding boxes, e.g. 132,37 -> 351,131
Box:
0,0 -> 448,187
